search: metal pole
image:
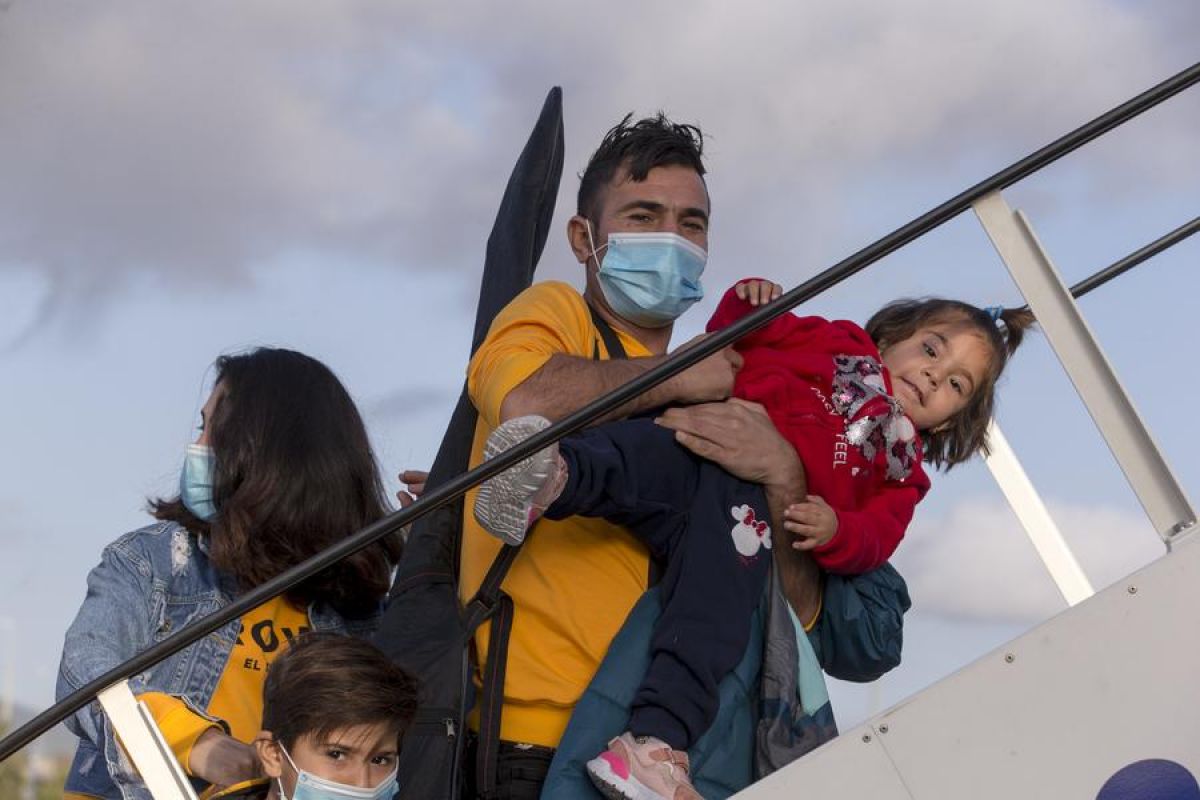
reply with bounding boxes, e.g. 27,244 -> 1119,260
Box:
974,192 -> 1195,542
95,682 -> 198,800
981,215 -> 1199,604
1017,214 -> 1200,311
982,422 -> 1095,606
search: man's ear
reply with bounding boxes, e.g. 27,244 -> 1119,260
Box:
255,731 -> 284,779
567,215 -> 595,266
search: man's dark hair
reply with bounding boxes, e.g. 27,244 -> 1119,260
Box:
152,347 -> 398,618
577,112 -> 706,221
262,633 -> 419,749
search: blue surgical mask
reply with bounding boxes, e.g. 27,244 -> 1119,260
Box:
587,223 -> 707,328
278,745 -> 399,800
179,444 -> 217,521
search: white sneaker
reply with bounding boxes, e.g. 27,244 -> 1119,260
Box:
473,415 -> 567,545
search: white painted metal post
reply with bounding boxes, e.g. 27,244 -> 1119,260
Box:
972,191 -> 1196,545
983,421 -> 1094,605
96,681 -> 198,800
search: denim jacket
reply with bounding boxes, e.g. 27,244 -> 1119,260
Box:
57,521 -> 380,800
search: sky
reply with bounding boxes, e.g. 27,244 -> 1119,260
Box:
1,0 -> 1197,752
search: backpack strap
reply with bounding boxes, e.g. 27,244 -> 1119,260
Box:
587,305 -> 663,589
462,544 -> 522,633
474,593 -> 514,798
589,304 -> 628,361
462,542 -> 520,800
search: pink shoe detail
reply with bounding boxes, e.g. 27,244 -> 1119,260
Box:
599,750 -> 630,780
585,732 -> 703,800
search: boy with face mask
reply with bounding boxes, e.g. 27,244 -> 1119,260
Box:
214,634 -> 417,800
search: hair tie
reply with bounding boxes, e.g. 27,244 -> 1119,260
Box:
984,305 -> 1008,338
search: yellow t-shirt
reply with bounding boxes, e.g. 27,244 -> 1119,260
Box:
138,595 -> 310,772
461,281 -> 653,748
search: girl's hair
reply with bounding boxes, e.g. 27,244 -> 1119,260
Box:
866,299 -> 1036,470
152,347 -> 398,618
262,633 -> 418,749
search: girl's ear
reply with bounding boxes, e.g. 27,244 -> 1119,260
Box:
255,731 -> 284,779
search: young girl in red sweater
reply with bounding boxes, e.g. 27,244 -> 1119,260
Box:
475,278 -> 1034,800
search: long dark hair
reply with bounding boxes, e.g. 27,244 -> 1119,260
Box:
866,299 -> 1036,470
153,348 -> 397,617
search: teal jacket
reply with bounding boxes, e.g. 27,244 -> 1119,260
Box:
541,564 -> 910,798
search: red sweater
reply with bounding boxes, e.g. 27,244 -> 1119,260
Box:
707,283 -> 931,574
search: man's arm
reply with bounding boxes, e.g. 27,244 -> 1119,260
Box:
499,337 -> 741,425
767,488 -> 825,629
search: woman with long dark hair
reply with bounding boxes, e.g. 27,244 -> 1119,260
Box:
58,348 -> 400,800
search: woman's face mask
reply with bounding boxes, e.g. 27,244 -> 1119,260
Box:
179,444 -> 217,521
586,221 -> 707,328
278,743 -> 399,800
181,382 -> 223,521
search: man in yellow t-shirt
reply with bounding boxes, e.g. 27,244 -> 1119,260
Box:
458,113 -> 821,798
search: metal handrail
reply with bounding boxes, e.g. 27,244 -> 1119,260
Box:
1062,214 -> 1199,303
2,58 -> 1197,764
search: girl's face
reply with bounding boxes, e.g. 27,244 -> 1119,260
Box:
881,320 -> 993,431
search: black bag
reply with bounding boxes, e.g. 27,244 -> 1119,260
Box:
373,87 -> 565,800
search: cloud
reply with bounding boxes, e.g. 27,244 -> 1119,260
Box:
0,269 -> 54,352
893,496 -> 1165,623
0,0 -> 1194,334
0,4 -> 505,279
366,385 -> 459,423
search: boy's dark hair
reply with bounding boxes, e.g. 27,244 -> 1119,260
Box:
152,347 -> 398,618
577,112 -> 707,221
262,633 -> 419,749
866,299 -> 1036,470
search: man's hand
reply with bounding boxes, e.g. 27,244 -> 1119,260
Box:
190,728 -> 261,789
396,469 -> 429,509
667,334 -> 742,404
655,398 -> 798,489
784,495 -> 838,550
658,397 -> 824,624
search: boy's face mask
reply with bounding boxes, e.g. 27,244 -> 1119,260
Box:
278,744 -> 399,800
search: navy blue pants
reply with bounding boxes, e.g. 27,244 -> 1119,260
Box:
544,418 -> 773,751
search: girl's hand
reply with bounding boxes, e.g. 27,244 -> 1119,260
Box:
734,279 -> 783,307
784,495 -> 838,550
